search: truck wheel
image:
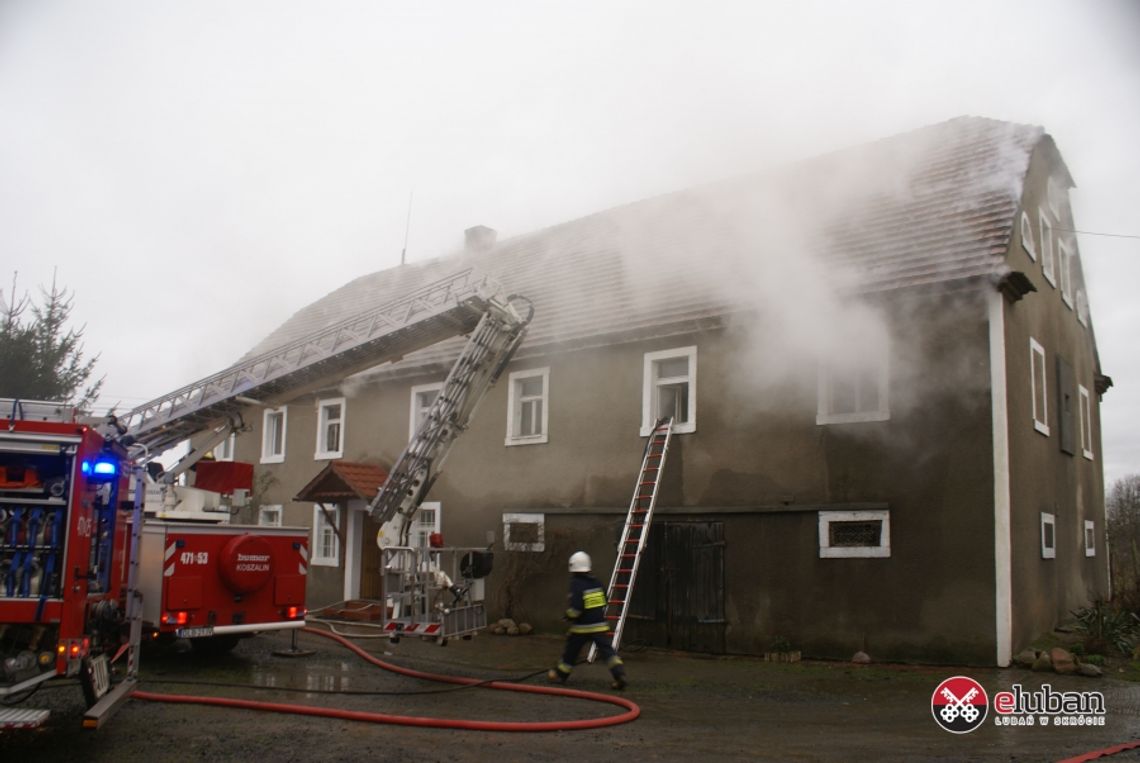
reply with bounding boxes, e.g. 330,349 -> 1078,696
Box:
189,635 -> 241,656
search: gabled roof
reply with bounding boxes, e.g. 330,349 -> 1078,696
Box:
294,461 -> 389,503
244,116 -> 1050,377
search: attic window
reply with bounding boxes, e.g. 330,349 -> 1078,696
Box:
261,407 -> 287,464
818,510 -> 890,558
1047,177 -> 1063,220
506,368 -> 549,446
1076,290 -> 1090,328
1084,520 -> 1096,557
1020,211 -> 1036,261
315,397 -> 345,460
1040,213 -> 1056,288
1058,239 -> 1073,309
1078,384 -> 1094,460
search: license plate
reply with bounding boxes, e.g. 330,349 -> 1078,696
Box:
176,627 -> 214,638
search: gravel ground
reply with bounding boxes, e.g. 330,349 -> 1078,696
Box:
2,626 -> 1138,762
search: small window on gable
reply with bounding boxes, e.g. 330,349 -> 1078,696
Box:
818,510 -> 890,558
261,407 -> 287,464
315,397 -> 345,460
1078,384 -> 1094,460
1076,290 -> 1090,328
409,382 -> 443,439
1030,339 -> 1049,436
1047,177 -> 1063,220
213,433 -> 236,461
1058,239 -> 1074,309
1084,520 -> 1095,557
1020,211 -> 1037,261
258,504 -> 283,527
1041,512 -> 1056,560
1040,213 -> 1056,287
503,512 -> 545,552
817,337 -> 890,425
312,505 -> 339,566
506,368 -> 549,446
641,346 -> 697,435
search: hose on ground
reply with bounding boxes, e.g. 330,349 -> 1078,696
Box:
131,626 -> 639,732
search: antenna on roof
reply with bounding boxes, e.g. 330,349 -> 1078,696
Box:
400,189 -> 414,266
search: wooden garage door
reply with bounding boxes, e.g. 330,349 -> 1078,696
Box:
625,521 -> 726,654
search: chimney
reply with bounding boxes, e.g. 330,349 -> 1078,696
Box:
464,225 -> 497,253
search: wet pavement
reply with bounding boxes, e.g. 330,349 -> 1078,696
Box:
1,626 -> 1138,761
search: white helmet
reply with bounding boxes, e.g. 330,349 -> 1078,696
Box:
569,551 -> 591,573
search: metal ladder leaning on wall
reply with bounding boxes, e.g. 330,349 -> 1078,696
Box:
589,416 -> 674,662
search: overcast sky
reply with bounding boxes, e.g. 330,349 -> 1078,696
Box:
1,1 -> 1137,487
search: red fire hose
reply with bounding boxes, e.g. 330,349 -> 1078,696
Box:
131,626 -> 640,731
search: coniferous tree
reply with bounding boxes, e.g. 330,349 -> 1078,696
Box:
0,272 -> 103,410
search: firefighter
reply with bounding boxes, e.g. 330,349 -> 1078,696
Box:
547,551 -> 627,690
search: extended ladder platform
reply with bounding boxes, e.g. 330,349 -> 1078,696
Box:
115,268 -> 505,456
368,295 -> 532,535
590,417 -> 673,661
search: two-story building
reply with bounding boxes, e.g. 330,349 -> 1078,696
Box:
216,116 -> 1110,665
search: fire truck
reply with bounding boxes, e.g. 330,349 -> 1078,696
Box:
0,267 -> 530,730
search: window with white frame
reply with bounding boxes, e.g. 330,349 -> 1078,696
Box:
258,504 -> 283,527
410,502 -> 441,549
1076,290 -> 1090,328
1078,384 -> 1094,460
1084,520 -> 1096,557
1041,512 -> 1056,559
503,512 -> 545,552
1030,338 -> 1049,436
314,397 -> 345,459
212,433 -> 236,461
1040,212 -> 1056,287
1047,177 -> 1063,219
818,510 -> 890,558
1020,211 -> 1037,261
311,505 -> 340,566
506,368 -> 549,445
409,382 -> 443,439
1058,239 -> 1073,309
817,339 -> 890,425
642,347 -> 697,435
261,407 -> 287,463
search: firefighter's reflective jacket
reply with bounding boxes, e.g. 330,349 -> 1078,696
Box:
565,572 -> 609,634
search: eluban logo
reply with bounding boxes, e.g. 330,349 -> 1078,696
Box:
931,676 -> 989,734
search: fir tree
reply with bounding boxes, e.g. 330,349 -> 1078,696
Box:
0,272 -> 103,410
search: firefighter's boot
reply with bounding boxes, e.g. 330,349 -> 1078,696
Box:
547,666 -> 569,684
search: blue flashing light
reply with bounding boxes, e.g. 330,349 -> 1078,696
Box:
92,460 -> 117,476
82,458 -> 119,480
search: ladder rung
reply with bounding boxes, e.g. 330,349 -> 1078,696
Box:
612,584 -> 629,588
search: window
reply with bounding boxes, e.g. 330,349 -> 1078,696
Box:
1076,290 -> 1090,328
506,368 -> 549,445
409,382 -> 443,439
258,504 -> 283,527
1040,213 -> 1056,287
817,339 -> 890,425
641,346 -> 697,435
1030,339 -> 1049,436
1041,512 -> 1056,559
818,510 -> 890,558
212,433 -> 235,461
312,505 -> 340,566
410,501 -> 441,549
261,407 -> 287,464
503,512 -> 545,552
1020,211 -> 1037,261
314,397 -> 345,459
1058,239 -> 1073,309
1084,520 -> 1096,557
1078,384 -> 1094,460
1047,177 -> 1063,220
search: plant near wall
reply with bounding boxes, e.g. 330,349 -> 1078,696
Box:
1072,599 -> 1140,657
1108,475 -> 1140,614
495,527 -> 576,623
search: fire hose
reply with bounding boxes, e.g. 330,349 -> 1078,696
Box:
131,626 -> 640,731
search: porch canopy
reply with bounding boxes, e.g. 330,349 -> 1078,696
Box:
294,460 -> 389,503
